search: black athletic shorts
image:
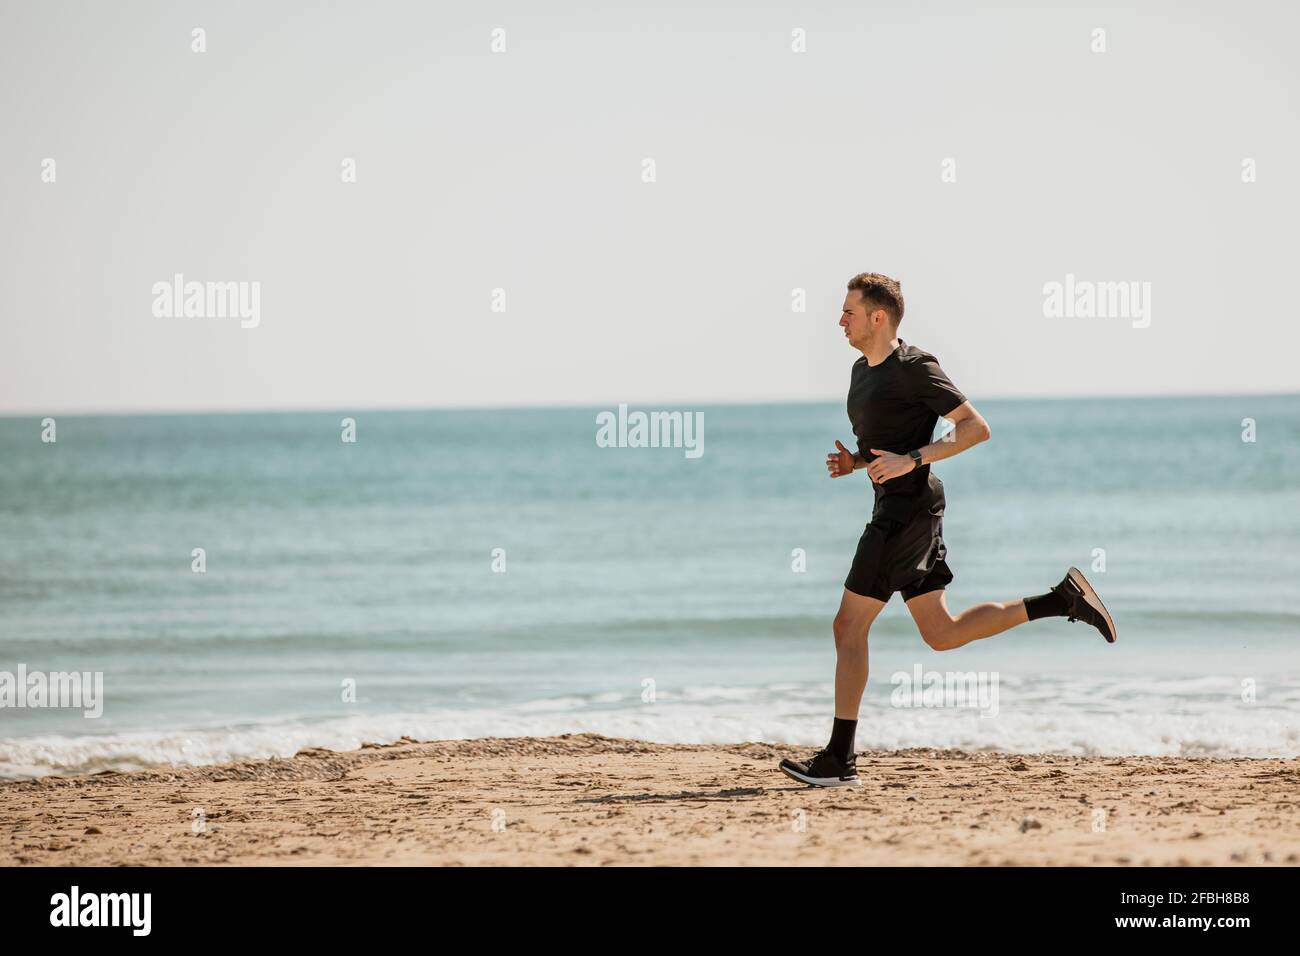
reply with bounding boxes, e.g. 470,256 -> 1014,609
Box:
843,474 -> 953,603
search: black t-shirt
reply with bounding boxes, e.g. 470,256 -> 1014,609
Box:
847,339 -> 967,519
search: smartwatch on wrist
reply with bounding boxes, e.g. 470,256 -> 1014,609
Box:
908,449 -> 924,469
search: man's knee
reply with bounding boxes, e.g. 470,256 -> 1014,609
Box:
918,620 -> 954,651
833,613 -> 869,648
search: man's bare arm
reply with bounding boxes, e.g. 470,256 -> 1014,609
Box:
915,401 -> 990,465
863,401 -> 990,484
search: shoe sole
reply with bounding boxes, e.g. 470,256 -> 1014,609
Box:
778,761 -> 861,787
1067,567 -> 1117,643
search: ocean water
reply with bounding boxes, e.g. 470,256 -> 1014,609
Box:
1,395 -> 1298,778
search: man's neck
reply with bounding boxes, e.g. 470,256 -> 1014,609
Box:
860,336 -> 901,367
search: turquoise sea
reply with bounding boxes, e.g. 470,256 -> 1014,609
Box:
1,395 -> 1297,778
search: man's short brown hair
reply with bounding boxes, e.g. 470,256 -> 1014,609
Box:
847,272 -> 904,325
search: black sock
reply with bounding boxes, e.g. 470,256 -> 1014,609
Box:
1024,588 -> 1069,620
827,717 -> 857,762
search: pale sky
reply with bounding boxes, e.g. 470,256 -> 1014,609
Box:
2,0 -> 1297,414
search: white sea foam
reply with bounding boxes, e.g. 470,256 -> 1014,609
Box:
3,680 -> 1297,779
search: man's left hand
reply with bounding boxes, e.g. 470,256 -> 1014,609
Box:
866,448 -> 916,484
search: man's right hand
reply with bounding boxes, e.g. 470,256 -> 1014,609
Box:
826,439 -> 857,478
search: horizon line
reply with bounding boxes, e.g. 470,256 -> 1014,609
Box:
1,389 -> 1296,420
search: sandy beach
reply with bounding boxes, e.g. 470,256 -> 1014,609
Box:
2,734 -> 1298,867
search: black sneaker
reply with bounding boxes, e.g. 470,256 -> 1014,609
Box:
778,748 -> 861,787
1054,567 -> 1117,643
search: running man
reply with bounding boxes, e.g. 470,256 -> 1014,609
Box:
779,272 -> 1115,788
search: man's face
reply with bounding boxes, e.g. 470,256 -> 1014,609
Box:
839,291 -> 887,350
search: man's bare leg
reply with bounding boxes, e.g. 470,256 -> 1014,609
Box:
833,587 -> 887,716
905,567 -> 1117,650
905,588 -> 1028,651
779,588 -> 886,787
